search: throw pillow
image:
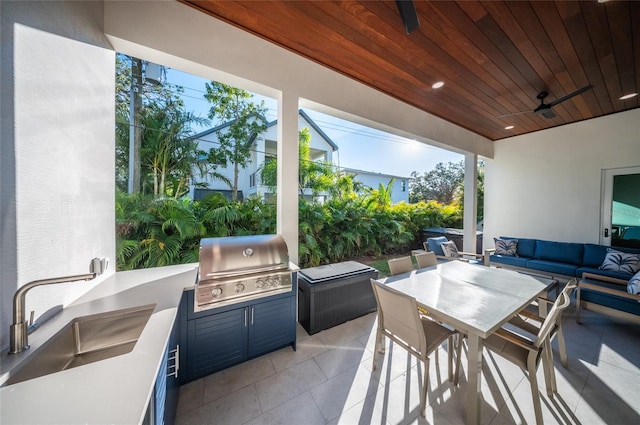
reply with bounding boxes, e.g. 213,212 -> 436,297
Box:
494,238 -> 518,256
628,271 -> 640,296
599,249 -> 640,275
440,241 -> 461,258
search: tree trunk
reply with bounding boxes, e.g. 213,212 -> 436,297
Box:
129,58 -> 143,194
233,162 -> 239,201
153,168 -> 159,196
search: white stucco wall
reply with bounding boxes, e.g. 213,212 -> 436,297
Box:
350,173 -> 410,204
483,108 -> 640,248
0,1 -> 115,350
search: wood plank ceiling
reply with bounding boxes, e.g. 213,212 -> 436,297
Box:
181,0 -> 639,141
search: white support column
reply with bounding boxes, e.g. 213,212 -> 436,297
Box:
277,92 -> 299,264
463,153 -> 478,253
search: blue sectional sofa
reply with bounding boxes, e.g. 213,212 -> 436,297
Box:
485,237 -> 640,322
484,237 -> 640,281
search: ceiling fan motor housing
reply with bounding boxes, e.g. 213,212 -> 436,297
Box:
534,106 -> 556,119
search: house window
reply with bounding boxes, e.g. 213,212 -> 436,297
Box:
401,180 -> 406,192
250,172 -> 256,188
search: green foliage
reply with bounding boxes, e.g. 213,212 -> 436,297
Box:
260,127 -> 337,198
410,160 -> 484,223
116,188 -> 460,271
204,82 -> 268,201
410,160 -> 464,204
116,190 -> 276,270
115,54 -> 209,197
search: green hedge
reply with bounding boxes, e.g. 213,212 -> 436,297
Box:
116,191 -> 461,270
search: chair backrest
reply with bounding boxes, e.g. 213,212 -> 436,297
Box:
424,236 -> 449,256
370,278 -> 425,353
534,278 -> 577,347
388,256 -> 414,276
415,252 -> 437,269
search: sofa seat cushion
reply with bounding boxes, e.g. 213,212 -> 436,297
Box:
580,280 -> 640,316
501,236 -> 536,258
577,266 -> 634,281
525,259 -> 578,277
535,240 -> 584,265
490,254 -> 530,268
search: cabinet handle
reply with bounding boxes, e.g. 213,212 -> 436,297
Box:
251,306 -> 254,325
166,344 -> 179,378
244,308 -> 248,327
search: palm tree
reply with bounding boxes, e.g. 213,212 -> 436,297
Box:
260,128 -> 336,198
139,104 -> 207,198
363,178 -> 395,212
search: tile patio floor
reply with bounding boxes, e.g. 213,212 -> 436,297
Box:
175,303 -> 640,425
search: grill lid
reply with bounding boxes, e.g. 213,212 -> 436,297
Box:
198,234 -> 289,281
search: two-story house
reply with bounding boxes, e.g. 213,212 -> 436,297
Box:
189,109 -> 410,204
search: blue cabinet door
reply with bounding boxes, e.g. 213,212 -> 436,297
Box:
187,307 -> 248,379
154,346 -> 168,425
248,295 -> 296,358
163,294 -> 182,425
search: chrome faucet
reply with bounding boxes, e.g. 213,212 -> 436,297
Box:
9,273 -> 96,354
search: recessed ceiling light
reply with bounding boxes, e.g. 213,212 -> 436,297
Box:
432,81 -> 444,89
504,125 -> 514,130
619,93 -> 638,100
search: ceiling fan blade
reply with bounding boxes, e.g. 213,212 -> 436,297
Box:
396,0 -> 420,34
547,85 -> 594,107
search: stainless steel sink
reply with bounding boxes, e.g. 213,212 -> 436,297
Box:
3,304 -> 156,386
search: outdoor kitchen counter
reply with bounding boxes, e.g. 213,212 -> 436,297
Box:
0,263 -> 199,425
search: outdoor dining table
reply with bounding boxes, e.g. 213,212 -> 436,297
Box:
382,260 -> 555,425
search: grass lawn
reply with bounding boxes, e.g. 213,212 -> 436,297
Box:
351,254 -> 418,278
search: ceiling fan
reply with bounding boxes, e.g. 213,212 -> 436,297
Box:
499,85 -> 594,119
396,0 -> 419,34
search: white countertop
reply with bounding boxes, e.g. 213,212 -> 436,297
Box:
0,263 -> 198,425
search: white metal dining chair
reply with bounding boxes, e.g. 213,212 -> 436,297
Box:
415,251 -> 437,269
387,256 -> 414,276
482,279 -> 575,425
370,278 -> 462,417
507,279 -> 578,368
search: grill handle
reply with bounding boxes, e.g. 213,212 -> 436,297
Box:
202,263 -> 288,279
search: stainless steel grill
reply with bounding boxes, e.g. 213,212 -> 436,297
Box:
195,235 -> 293,312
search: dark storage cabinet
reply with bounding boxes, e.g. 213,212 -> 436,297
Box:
187,307 -> 248,379
298,261 -> 379,335
181,274 -> 297,383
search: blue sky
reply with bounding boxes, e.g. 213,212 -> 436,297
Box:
165,68 -> 461,178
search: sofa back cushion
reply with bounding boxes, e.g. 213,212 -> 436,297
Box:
501,236 -> 536,258
584,244 -> 640,267
583,244 -> 609,267
426,236 -> 448,256
534,240 -> 584,265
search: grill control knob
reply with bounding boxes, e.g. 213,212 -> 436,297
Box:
256,280 -> 265,289
211,287 -> 223,297
235,283 -> 245,293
